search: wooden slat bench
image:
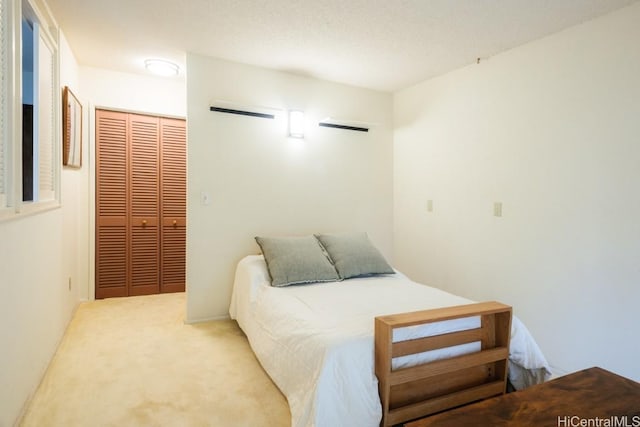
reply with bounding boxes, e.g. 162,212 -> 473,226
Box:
375,301 -> 512,426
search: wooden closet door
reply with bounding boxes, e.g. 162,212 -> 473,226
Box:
129,114 -> 160,296
96,110 -> 185,299
160,118 -> 186,293
96,110 -> 128,298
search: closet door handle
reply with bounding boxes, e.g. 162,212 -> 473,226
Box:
142,219 -> 147,227
172,220 -> 178,228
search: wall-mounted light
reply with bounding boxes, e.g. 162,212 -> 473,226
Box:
144,59 -> 180,77
289,110 -> 305,138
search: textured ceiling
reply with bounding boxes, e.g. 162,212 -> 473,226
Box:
47,0 -> 638,92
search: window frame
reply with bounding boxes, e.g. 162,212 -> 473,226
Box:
0,0 -> 12,213
0,0 -> 61,222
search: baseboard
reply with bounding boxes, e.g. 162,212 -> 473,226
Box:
184,314 -> 230,324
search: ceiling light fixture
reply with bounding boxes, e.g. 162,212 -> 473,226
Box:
144,59 -> 179,77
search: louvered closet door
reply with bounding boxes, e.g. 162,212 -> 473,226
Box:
96,110 -> 185,299
160,118 -> 186,293
96,110 -> 128,298
129,114 -> 160,296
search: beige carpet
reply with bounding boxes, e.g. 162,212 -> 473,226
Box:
20,293 -> 290,427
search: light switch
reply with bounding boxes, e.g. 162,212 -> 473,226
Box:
427,199 -> 433,212
200,191 -> 211,206
493,202 -> 502,217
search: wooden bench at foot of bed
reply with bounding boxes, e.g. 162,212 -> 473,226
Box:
375,301 -> 512,427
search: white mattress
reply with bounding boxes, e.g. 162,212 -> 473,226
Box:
229,255 -> 551,427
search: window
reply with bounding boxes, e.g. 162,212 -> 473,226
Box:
0,0 -> 60,219
22,17 -> 34,201
22,12 -> 56,203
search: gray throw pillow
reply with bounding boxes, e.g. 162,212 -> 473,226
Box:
255,235 -> 340,287
314,232 -> 395,279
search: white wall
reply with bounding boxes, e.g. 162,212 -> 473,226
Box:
186,54 -> 393,321
0,31 -> 81,426
79,67 -> 186,119
394,3 -> 640,380
60,31 -> 88,306
79,66 -> 186,300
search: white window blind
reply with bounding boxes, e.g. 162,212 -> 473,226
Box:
37,30 -> 54,201
0,0 -> 6,208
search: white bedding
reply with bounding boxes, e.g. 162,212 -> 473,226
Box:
229,255 -> 551,427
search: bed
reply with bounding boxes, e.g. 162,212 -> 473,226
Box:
229,254 -> 551,427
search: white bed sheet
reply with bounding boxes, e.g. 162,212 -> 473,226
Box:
229,255 -> 551,427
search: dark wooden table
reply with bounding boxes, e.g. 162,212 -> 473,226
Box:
405,367 -> 640,427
